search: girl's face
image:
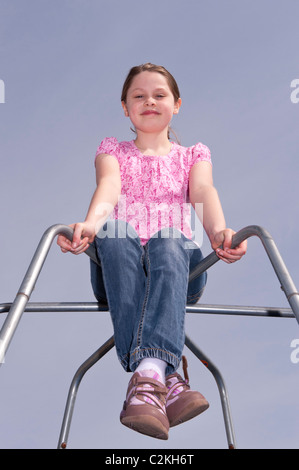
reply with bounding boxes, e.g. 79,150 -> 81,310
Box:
122,71 -> 181,136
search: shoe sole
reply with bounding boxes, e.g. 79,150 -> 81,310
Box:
121,414 -> 169,440
168,399 -> 209,427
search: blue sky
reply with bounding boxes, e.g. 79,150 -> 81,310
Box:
0,0 -> 299,449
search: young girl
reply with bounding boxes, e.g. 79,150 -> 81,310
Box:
57,63 -> 247,440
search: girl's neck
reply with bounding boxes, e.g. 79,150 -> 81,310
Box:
134,130 -> 171,156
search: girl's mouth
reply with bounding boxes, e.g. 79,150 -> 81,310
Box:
141,110 -> 160,115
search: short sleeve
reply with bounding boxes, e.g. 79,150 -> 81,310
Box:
190,142 -> 212,168
95,137 -> 120,164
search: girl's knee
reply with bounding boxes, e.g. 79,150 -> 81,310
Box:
158,227 -> 184,240
147,230 -> 190,269
149,227 -> 188,254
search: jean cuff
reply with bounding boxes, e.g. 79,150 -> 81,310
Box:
127,347 -> 181,376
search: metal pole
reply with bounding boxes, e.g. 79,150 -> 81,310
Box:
1,224 -> 298,363
57,336 -> 115,449
189,225 -> 299,325
0,302 -> 294,318
0,224 -> 91,364
185,334 -> 236,449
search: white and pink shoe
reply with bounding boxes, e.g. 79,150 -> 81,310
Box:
120,370 -> 169,440
166,356 -> 209,427
120,358 -> 209,439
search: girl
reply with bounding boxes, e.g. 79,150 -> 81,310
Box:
57,63 -> 247,440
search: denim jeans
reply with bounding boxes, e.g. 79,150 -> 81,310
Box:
90,220 -> 207,376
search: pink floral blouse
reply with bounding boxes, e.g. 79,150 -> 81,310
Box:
95,137 -> 212,245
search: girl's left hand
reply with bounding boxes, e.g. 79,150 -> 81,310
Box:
211,229 -> 247,264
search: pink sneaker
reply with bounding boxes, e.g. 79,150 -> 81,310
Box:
120,370 -> 169,440
166,357 -> 209,427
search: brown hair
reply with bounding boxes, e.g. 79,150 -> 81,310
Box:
121,63 -> 181,142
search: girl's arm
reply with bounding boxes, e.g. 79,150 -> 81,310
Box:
57,153 -> 121,255
189,161 -> 247,263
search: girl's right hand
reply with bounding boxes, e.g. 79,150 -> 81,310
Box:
57,222 -> 96,255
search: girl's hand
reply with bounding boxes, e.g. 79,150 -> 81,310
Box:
57,222 -> 96,255
211,228 -> 247,264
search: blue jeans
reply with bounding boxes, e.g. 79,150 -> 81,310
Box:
90,220 -> 207,376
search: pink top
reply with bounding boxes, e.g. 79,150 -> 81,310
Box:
95,137 -> 212,245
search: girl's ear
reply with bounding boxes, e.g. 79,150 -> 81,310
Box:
173,98 -> 182,115
121,101 -> 129,117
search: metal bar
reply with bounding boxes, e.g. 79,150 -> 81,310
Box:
186,304 -> 295,318
0,225 -> 70,364
0,302 -> 109,314
57,336 -> 115,449
189,225 -> 299,325
57,333 -> 237,449
0,224 -> 99,364
1,223 -> 298,362
0,302 -> 294,318
185,334 -> 236,449
233,226 -> 299,323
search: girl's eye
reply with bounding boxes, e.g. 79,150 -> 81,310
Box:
133,94 -> 164,99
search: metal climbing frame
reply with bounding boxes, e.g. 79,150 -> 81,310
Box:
0,224 -> 298,449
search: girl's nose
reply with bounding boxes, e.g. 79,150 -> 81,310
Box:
145,97 -> 156,106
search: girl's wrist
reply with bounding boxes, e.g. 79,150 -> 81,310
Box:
207,227 -> 226,243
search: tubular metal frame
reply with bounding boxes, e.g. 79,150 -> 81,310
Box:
0,224 -> 298,449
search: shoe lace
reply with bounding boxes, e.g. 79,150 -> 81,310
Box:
182,355 -> 189,384
130,376 -> 167,411
166,356 -> 190,399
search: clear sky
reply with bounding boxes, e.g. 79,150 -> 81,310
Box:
0,0 -> 299,449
